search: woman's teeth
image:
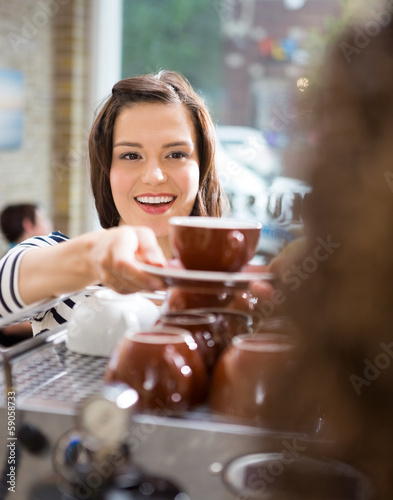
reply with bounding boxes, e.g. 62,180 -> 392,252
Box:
136,196 -> 174,205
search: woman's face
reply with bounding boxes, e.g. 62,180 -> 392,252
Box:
110,102 -> 200,240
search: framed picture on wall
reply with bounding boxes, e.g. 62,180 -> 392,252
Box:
0,69 -> 25,150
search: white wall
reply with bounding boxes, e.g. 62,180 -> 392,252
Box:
85,0 -> 123,231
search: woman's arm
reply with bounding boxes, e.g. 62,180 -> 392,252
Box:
13,226 -> 166,307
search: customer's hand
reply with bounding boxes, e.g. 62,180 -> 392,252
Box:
268,237 -> 307,278
249,237 -> 307,303
19,225 -> 167,305
87,226 -> 166,294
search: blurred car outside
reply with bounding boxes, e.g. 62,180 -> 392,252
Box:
216,125 -> 281,185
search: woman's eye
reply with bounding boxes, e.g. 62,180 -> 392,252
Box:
120,153 -> 140,160
168,152 -> 187,159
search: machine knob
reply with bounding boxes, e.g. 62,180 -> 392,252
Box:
17,423 -> 49,454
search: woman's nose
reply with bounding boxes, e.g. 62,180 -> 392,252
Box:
141,162 -> 167,185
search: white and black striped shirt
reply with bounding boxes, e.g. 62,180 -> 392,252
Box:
0,232 -> 86,334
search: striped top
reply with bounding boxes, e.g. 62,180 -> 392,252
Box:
0,232 -> 86,335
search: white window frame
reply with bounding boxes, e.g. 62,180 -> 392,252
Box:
86,0 -> 123,231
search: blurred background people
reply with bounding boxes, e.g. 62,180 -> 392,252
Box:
0,203 -> 53,346
0,203 -> 53,250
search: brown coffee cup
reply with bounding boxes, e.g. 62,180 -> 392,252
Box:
156,311 -> 221,372
189,308 -> 253,341
209,333 -> 297,427
105,327 -> 208,411
162,286 -> 253,315
169,216 -> 262,272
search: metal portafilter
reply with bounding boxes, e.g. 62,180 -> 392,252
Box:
27,383 -> 189,500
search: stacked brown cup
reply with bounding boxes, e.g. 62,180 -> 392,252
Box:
106,327 -> 207,412
106,216 -> 268,415
165,216 -> 261,368
166,217 -> 304,428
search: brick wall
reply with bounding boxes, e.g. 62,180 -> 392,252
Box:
51,0 -> 90,238
0,0 -> 91,255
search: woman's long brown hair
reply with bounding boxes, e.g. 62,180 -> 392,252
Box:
89,71 -> 228,228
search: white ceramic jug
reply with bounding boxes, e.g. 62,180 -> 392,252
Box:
67,289 -> 160,356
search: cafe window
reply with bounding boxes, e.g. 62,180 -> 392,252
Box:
121,0 -> 357,219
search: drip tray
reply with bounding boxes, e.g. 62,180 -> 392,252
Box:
0,330 -> 108,413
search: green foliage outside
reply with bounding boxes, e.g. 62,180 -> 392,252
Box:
121,0 -> 223,116
121,0 -> 365,127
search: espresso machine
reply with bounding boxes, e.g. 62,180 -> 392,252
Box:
0,303 -> 372,500
257,175 -> 311,262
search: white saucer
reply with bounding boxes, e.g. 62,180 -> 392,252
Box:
138,262 -> 276,289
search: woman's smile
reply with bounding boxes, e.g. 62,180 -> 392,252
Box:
134,192 -> 177,214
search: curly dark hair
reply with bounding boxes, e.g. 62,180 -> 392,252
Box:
276,14 -> 393,500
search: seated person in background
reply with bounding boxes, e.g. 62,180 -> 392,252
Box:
0,203 -> 53,249
0,71 -> 228,335
0,203 -> 53,345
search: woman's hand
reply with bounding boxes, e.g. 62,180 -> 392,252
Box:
87,226 -> 166,294
18,225 -> 166,305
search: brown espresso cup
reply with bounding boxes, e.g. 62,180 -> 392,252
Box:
189,307 -> 253,342
105,327 -> 208,411
162,286 -> 253,316
156,311 -> 223,372
169,216 -> 262,272
209,333 -> 297,427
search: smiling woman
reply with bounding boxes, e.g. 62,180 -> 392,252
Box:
110,102 -> 200,257
0,71 -> 228,333
90,71 -> 226,229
